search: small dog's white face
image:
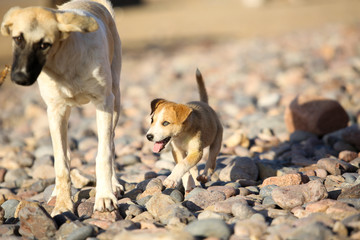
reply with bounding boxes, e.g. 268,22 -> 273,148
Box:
1,6 -> 98,86
146,99 -> 192,153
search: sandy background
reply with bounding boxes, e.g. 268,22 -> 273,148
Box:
0,0 -> 359,65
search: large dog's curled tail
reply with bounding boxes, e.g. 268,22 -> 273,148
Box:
196,68 -> 209,104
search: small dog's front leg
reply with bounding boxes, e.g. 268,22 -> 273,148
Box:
94,94 -> 118,212
164,151 -> 203,189
47,106 -> 73,216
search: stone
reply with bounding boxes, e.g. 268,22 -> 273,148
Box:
137,178 -> 163,199
224,130 -> 250,148
272,180 -> 328,209
284,222 -> 334,240
97,220 -> 141,239
56,220 -> 90,240
209,195 -> 247,214
184,219 -> 231,240
305,199 -> 358,220
4,168 -> 29,187
317,158 -> 356,175
18,202 -> 57,239
232,202 -> 256,220
32,164 -> 56,180
66,225 -> 94,240
91,210 -> 122,222
338,184 -> 360,199
145,193 -> 193,224
70,169 -> 94,189
0,206 -> 4,224
233,219 -> 267,239
260,184 -> 279,198
0,224 -> 19,236
184,188 -> 226,212
1,199 -> 20,219
207,185 -> 237,198
197,210 -> 230,220
261,173 -> 302,187
219,156 -> 258,182
284,95 -> 349,135
339,150 -> 358,162
77,201 -> 94,218
163,188 -> 184,203
119,154 -> 141,166
314,168 -> 328,178
113,229 -> 194,240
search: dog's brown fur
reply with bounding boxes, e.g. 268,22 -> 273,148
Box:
146,69 -> 223,190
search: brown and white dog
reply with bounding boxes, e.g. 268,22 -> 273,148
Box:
1,0 -> 122,216
146,69 -> 223,190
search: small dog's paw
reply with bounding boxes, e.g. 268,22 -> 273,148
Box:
197,175 -> 210,184
163,178 -> 178,189
94,193 -> 118,212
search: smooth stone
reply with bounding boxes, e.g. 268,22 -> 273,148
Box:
185,219 -> 231,240
1,199 -> 20,219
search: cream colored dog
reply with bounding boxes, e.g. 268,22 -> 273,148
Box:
146,70 -> 223,190
1,0 -> 122,216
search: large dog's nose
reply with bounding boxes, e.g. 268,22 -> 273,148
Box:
146,134 -> 154,141
11,71 -> 33,86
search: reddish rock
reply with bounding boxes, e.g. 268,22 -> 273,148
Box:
77,201 -> 94,218
272,180 -> 328,209
18,202 -> 57,239
317,158 -> 356,175
262,173 -> 302,187
91,210 -> 122,222
284,95 -> 349,135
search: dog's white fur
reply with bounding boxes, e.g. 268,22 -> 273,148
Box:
1,0 -> 122,216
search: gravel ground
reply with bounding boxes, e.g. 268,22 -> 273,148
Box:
0,22 -> 360,239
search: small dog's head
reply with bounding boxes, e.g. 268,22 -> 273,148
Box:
146,98 -> 192,153
1,6 -> 98,86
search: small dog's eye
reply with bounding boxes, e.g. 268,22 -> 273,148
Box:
162,121 -> 170,126
150,117 -> 153,124
13,34 -> 24,45
40,42 -> 52,50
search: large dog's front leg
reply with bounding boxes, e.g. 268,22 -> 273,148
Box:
94,94 -> 118,212
47,105 -> 73,216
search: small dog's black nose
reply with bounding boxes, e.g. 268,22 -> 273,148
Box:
146,134 -> 154,141
11,71 -> 33,86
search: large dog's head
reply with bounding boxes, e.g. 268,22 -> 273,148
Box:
146,99 -> 193,153
1,7 -> 98,86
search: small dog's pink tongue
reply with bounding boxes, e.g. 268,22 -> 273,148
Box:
153,142 -> 164,153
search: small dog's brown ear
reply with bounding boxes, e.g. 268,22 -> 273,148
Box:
150,98 -> 165,115
175,104 -> 192,123
1,7 -> 20,36
56,11 -> 98,40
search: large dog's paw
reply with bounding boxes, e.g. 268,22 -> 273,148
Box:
51,198 -> 74,217
163,177 -> 178,189
112,177 -> 124,198
94,192 -> 118,212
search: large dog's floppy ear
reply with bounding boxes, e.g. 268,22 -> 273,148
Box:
1,7 -> 20,36
150,98 -> 166,115
175,104 -> 192,124
56,11 -> 98,39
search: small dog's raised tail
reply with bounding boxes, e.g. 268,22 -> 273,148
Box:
196,68 -> 209,104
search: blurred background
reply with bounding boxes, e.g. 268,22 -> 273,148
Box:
0,0 -> 359,145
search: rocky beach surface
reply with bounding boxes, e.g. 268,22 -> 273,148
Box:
1,23 -> 360,239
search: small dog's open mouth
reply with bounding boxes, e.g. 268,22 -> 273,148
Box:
153,137 -> 171,153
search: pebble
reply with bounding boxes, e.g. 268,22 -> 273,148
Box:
184,219 -> 231,240
219,156 -> 258,182
1,199 -> 20,219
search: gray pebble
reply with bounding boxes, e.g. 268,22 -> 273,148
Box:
1,199 -> 20,219
185,218 -> 231,240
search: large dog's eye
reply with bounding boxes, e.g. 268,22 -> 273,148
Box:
162,121 -> 170,126
40,42 -> 52,50
150,117 -> 154,124
13,34 -> 24,46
